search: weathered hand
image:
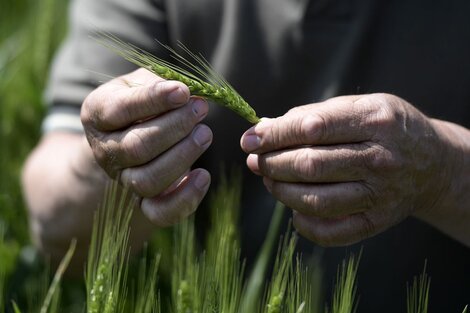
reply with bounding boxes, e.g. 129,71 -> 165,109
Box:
81,68 -> 212,226
241,93 -> 454,246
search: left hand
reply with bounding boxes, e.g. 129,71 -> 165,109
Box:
240,93 -> 453,246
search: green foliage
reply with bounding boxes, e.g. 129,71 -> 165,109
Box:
406,263 -> 431,313
0,225 -> 20,285
241,201 -> 285,313
327,253 -> 360,313
12,301 -> 22,313
133,252 -> 161,313
40,240 -> 76,313
0,0 -> 69,243
86,183 -> 134,313
264,228 -> 298,313
0,228 -> 6,312
81,177 -> 327,313
1,172 -> 467,313
98,33 -> 261,124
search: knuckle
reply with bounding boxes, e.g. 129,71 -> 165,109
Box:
286,106 -> 302,115
81,91 -> 104,128
92,139 -> 120,178
365,146 -> 403,171
152,80 -> 174,106
301,193 -> 326,215
80,99 -> 92,126
300,114 -> 327,143
172,112 -> 196,135
293,148 -> 320,180
359,182 -> 377,209
146,81 -> 163,108
121,129 -> 154,162
357,213 -> 376,240
121,169 -> 155,197
366,94 -> 405,130
267,120 -> 283,147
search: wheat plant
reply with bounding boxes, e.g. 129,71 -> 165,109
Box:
97,33 -> 260,124
406,263 -> 431,313
2,176 -> 469,312
327,253 -> 360,313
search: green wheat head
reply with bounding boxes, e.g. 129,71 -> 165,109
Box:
86,182 -> 133,313
97,33 -> 260,124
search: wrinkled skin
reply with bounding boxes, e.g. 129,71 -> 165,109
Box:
23,69 -> 470,267
241,94 -> 468,246
80,68 -> 213,227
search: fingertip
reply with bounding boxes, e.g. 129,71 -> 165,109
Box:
241,134 -> 261,153
192,124 -> 213,149
246,154 -> 261,174
192,168 -> 211,192
190,97 -> 209,120
141,169 -> 210,227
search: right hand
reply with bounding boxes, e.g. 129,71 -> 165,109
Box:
81,68 -> 212,227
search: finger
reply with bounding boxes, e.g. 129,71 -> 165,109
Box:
81,69 -> 190,131
160,170 -> 190,196
264,178 -> 373,217
283,95 -> 363,115
102,98 -> 208,172
292,211 -> 378,246
240,95 -> 381,153
141,169 -> 210,227
246,143 -> 384,183
120,124 -> 213,198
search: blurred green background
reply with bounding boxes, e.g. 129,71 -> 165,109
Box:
0,0 -> 69,243
0,0 -> 72,310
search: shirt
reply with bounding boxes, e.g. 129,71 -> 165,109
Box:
44,0 -> 470,311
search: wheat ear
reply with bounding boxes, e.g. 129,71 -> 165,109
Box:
97,33 -> 260,124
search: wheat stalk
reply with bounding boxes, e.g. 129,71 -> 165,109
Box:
39,239 -> 76,313
406,262 -> 431,313
328,253 -> 360,313
97,33 -> 260,124
86,181 -> 133,313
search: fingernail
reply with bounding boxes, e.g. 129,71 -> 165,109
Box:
242,134 -> 261,152
246,154 -> 261,175
193,125 -> 212,148
168,86 -> 187,105
192,98 -> 209,118
194,171 -> 210,190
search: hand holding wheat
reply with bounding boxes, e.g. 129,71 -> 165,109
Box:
81,68 -> 212,227
241,93 -> 458,246
81,34 -> 261,227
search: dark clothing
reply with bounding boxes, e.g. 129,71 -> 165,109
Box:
45,0 -> 470,311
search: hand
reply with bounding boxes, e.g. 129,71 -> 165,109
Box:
81,68 -> 212,227
240,93 -> 455,246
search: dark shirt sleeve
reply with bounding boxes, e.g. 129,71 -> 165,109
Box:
42,0 -> 168,133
